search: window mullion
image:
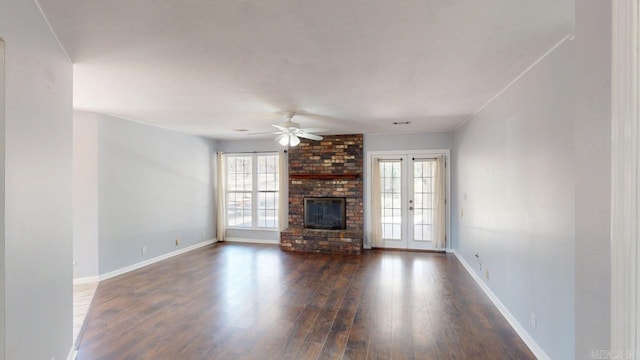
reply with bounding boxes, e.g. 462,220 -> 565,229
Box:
253,154 -> 258,229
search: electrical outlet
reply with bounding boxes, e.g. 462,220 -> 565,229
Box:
141,246 -> 147,255
175,238 -> 181,246
530,313 -> 537,328
460,208 -> 464,217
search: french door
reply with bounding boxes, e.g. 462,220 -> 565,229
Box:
372,152 -> 447,250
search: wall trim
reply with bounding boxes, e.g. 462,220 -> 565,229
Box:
225,237 -> 279,245
0,39 -> 5,360
33,0 -> 72,62
73,275 -> 100,286
98,240 -> 216,282
455,34 -> 572,131
452,250 -> 550,360
611,0 -> 640,353
66,348 -> 77,360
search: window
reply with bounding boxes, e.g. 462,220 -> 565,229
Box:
380,160 -> 402,240
226,153 -> 279,229
412,159 -> 434,241
256,155 -> 278,227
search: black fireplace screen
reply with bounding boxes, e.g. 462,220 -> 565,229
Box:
304,197 -> 346,230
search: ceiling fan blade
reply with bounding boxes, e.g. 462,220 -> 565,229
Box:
247,131 -> 282,135
297,132 -> 323,141
298,128 -> 328,133
272,124 -> 289,132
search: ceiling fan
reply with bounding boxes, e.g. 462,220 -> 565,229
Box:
272,112 -> 327,147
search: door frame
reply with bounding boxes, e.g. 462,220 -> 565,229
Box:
0,38 -> 5,360
364,149 -> 451,250
611,0 -> 639,353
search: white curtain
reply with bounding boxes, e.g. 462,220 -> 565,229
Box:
370,158 -> 383,247
278,149 -> 288,232
433,155 -> 446,249
216,152 -> 226,241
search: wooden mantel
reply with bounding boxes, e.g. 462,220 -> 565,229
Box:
289,173 -> 360,180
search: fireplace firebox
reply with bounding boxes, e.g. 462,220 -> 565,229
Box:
304,197 -> 346,230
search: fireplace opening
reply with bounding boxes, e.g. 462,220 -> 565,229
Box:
304,197 -> 346,230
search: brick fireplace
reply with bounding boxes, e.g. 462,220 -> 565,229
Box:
280,134 -> 364,254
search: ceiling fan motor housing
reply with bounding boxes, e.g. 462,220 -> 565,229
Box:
280,121 -> 301,130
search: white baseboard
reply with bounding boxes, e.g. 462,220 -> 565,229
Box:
67,347 -> 77,360
225,237 -> 279,245
451,250 -> 550,360
99,239 -> 217,282
73,275 -> 100,285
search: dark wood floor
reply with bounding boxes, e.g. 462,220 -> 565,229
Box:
77,243 -> 535,360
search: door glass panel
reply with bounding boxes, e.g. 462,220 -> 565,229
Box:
413,160 -> 434,241
380,161 -> 402,240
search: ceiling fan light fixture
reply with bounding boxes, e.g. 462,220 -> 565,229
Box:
277,134 -> 289,146
289,134 -> 300,147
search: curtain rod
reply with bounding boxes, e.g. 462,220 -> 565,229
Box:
376,157 -> 441,161
412,157 -> 438,161
216,150 -> 286,154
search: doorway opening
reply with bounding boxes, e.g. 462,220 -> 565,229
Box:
367,150 -> 450,251
0,38 -> 6,354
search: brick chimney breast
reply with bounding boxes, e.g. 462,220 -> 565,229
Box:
280,134 -> 364,254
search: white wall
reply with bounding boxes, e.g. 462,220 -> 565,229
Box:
453,40 -> 575,359
574,0 -> 611,356
0,1 -> 74,359
453,2 -> 612,358
364,132 -> 453,152
73,111 -> 99,279
217,138 -> 280,153
0,37 -> 5,360
97,114 -> 215,274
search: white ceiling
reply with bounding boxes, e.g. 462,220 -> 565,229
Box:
39,0 -> 573,139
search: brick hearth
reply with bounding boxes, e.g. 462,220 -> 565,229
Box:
280,134 -> 364,254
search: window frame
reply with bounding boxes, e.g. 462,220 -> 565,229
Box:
225,152 -> 279,231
